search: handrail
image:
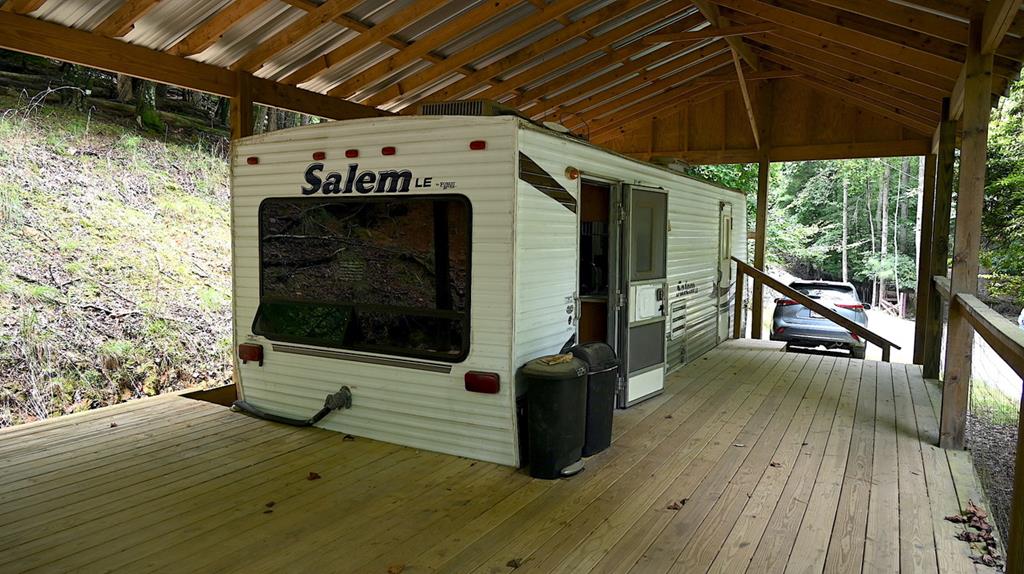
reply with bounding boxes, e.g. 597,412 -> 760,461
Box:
731,257 -> 901,361
933,275 -> 951,300
947,292 -> 1024,380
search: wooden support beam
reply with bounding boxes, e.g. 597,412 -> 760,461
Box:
281,0 -> 448,85
750,157 -> 769,339
923,101 -> 956,379
169,0 -> 272,57
913,152 -> 938,365
643,23 -> 775,44
326,0 -> 519,99
414,0 -> 674,109
732,52 -> 760,149
363,0 -> 592,107
0,10 -> 387,121
231,0 -> 360,73
0,0 -> 47,14
231,73 -> 254,140
982,0 -> 1024,55
93,0 -> 162,38
693,0 -> 760,69
691,68 -> 799,84
941,11 -> 994,450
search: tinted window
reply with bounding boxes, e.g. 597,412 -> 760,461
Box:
254,196 -> 471,361
792,283 -> 858,301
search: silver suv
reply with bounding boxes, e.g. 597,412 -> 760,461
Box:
770,280 -> 869,359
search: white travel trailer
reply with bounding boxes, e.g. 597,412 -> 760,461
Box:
231,113 -> 746,466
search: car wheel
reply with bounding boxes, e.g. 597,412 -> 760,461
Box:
851,346 -> 866,360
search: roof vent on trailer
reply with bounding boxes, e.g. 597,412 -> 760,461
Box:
417,99 -> 524,118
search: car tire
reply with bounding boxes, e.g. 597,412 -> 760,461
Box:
851,346 -> 866,360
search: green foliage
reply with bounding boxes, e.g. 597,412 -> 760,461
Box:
971,381 -> 1020,426
981,78 -> 1024,299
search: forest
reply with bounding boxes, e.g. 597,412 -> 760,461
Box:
688,77 -> 1024,316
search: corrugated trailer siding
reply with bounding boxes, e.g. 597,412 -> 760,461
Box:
518,124 -> 746,372
231,117 -> 520,466
512,130 -> 580,369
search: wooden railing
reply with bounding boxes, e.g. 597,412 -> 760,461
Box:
933,274 -> 1024,571
731,257 -> 901,362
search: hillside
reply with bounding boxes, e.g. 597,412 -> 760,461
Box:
0,91 -> 233,426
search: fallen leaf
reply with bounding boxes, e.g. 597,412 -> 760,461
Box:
769,461 -> 782,468
343,434 -> 355,441
265,501 -> 275,508
664,415 -> 673,419
506,558 -> 522,569
109,422 -> 118,428
387,565 -> 405,574
666,498 -> 688,510
307,472 -> 321,481
263,509 -> 273,514
732,443 -> 745,448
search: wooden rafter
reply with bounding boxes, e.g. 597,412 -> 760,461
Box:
508,11 -> 709,110
691,68 -> 799,83
714,0 -> 963,78
326,0 -> 520,99
744,31 -> 950,101
752,45 -> 941,120
732,52 -> 760,149
231,0 -> 360,73
169,0 -> 271,57
643,23 -> 775,44
93,0 -> 162,38
528,40 -> 726,120
556,50 -> 733,123
571,51 -> 734,123
464,3 -> 695,106
280,0 -> 448,85
793,75 -> 933,134
692,0 -> 759,69
400,0 -> 665,110
0,10 -> 386,121
362,0 -> 592,108
0,0 -> 46,14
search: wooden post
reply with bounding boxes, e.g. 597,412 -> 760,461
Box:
733,267 -> 745,340
231,72 -> 254,140
924,99 -> 957,379
940,12 -> 993,450
750,156 -> 769,339
913,153 -> 937,365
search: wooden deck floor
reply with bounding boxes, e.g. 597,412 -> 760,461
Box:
0,340 -> 996,573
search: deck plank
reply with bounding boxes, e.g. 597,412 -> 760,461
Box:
863,361 -> 900,572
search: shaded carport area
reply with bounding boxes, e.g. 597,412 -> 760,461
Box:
2,0 -> 1024,572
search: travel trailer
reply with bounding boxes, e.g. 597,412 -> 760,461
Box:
230,114 -> 746,466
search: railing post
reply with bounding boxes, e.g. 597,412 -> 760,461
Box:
940,9 -> 993,450
882,345 -> 891,363
924,100 -> 956,379
750,157 -> 769,339
733,268 -> 744,340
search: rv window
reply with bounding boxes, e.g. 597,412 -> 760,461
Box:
254,196 -> 471,362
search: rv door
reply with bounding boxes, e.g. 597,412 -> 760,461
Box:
717,202 -> 734,343
618,185 -> 667,407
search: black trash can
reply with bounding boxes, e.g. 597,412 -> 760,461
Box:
571,342 -> 619,457
521,354 -> 588,479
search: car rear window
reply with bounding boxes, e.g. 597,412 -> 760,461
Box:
791,283 -> 858,301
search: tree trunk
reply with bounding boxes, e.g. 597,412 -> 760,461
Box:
216,97 -> 230,128
866,173 -> 878,306
842,175 -> 849,283
116,74 -> 133,103
915,155 -> 926,273
132,79 -> 163,132
59,63 -> 87,111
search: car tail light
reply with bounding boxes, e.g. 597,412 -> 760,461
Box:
465,371 -> 500,394
775,327 -> 785,334
238,343 -> 263,366
835,303 -> 864,311
775,298 -> 799,306
850,333 -> 861,342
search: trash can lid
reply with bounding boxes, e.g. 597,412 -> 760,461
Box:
570,342 -> 619,372
520,354 -> 588,380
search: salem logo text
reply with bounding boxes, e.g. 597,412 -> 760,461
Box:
301,163 -> 433,195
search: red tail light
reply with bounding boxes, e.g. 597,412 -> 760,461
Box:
312,151 -> 326,160
775,327 -> 785,334
465,371 -> 500,394
381,146 -> 396,156
775,298 -> 799,306
469,140 -> 486,150
246,156 -> 259,165
835,303 -> 864,311
238,343 -> 263,366
345,149 -> 359,158
850,333 -> 861,342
